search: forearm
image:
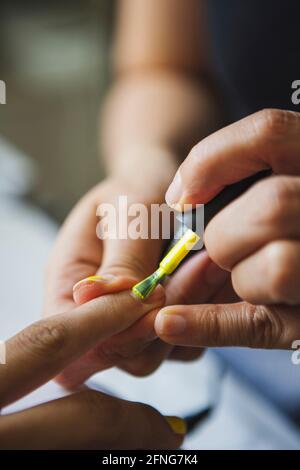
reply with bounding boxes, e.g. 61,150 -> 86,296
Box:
101,70 -> 221,197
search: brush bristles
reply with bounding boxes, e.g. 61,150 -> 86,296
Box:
132,269 -> 165,300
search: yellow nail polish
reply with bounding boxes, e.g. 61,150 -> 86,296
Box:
132,229 -> 200,300
165,416 -> 187,435
73,274 -> 115,291
86,275 -> 115,282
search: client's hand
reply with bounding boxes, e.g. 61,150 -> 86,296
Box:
0,288 -> 184,449
45,178 -> 228,387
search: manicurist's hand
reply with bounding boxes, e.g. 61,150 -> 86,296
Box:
156,109 -> 300,349
0,288 -> 185,449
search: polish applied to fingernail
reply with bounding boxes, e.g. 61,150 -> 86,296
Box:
165,171 -> 183,210
73,274 -> 116,292
155,310 -> 186,335
130,284 -> 165,305
165,416 -> 187,435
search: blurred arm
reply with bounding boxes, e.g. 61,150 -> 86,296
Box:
101,0 -> 221,195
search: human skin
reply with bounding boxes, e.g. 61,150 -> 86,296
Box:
44,0 -> 225,387
156,109 -> 300,350
0,287 -> 185,449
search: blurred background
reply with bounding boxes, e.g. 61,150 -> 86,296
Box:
0,0 -> 114,221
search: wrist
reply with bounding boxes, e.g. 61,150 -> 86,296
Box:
105,145 -> 179,200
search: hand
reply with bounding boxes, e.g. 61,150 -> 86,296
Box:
0,288 -> 184,449
44,177 -> 171,386
156,109 -> 300,349
45,178 -> 228,386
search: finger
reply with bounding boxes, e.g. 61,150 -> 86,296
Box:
97,188 -> 167,281
168,346 -> 203,362
0,390 -> 184,449
204,175 -> 300,270
44,188 -> 102,315
73,274 -> 136,305
165,109 -> 300,208
99,237 -> 163,279
209,278 -> 240,304
118,339 -> 173,377
72,234 -> 164,306
102,309 -> 159,357
68,249 -> 228,386
66,258 -> 164,386
0,287 -> 165,407
165,250 -> 232,363
155,301 -> 300,349
116,250 -> 228,372
165,250 -> 229,305
231,240 -> 300,306
57,308 -> 160,387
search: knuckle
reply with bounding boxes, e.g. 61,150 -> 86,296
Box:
244,304 -> 283,348
189,143 -> 201,158
265,243 -> 293,303
204,212 -> 228,262
199,306 -> 223,346
17,319 -> 69,359
254,108 -> 294,139
103,255 -> 146,280
258,177 -> 291,226
269,177 -> 292,202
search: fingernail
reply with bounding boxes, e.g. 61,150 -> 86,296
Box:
165,416 -> 187,435
131,284 -> 165,306
73,274 -> 116,292
155,309 -> 186,335
205,262 -> 229,287
165,171 -> 183,210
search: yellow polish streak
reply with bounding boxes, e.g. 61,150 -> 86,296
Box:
85,276 -> 105,282
73,275 -> 110,291
132,229 -> 200,300
165,416 -> 187,435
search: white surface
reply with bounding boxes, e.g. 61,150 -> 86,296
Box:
0,197 -> 57,338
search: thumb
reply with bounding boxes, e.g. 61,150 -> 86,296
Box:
155,301 -> 299,349
73,237 -> 163,305
121,401 -> 186,449
0,390 -> 186,449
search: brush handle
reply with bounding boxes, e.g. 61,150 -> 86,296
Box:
203,169 -> 271,229
170,169 -> 271,253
